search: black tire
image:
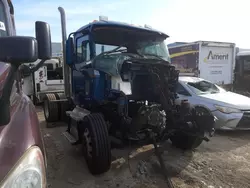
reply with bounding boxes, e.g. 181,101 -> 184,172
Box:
170,106 -> 213,150
43,93 -> 59,123
82,113 -> 111,175
170,131 -> 204,150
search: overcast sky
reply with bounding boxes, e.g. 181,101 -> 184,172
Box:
12,0 -> 250,48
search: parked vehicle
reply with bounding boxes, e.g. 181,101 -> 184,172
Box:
234,50 -> 250,92
43,7 -> 215,175
0,0 -> 52,187
176,76 -> 250,130
168,41 -> 236,90
20,56 -> 64,105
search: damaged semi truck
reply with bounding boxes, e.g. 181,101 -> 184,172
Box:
43,7 -> 216,175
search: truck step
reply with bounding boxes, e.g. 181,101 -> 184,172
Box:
62,131 -> 77,144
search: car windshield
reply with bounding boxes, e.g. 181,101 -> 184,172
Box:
0,1 -> 7,37
186,80 -> 225,95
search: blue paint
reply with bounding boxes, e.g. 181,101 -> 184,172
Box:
66,20 -> 168,108
75,20 -> 168,38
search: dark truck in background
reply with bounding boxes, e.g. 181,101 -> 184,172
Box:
234,49 -> 250,93
0,0 -> 52,187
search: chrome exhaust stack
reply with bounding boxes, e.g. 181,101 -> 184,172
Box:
58,7 -> 71,98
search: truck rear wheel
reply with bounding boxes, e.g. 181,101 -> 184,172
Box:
81,113 -> 111,175
170,131 -> 204,150
43,93 -> 59,123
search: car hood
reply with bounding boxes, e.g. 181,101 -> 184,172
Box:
199,91 -> 250,110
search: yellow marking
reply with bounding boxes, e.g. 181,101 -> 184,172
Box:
170,50 -> 199,58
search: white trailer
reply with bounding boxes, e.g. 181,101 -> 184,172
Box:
168,41 -> 236,89
21,57 -> 65,105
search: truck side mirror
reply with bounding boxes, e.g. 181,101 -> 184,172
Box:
0,21 -> 52,126
0,36 -> 38,64
0,36 -> 39,126
35,21 -> 52,60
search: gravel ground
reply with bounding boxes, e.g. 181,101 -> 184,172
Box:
37,107 -> 250,188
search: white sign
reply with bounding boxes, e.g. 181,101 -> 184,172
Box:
203,50 -> 229,64
0,21 -> 6,31
199,46 -> 233,85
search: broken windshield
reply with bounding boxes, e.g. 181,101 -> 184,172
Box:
93,40 -> 171,76
95,40 -> 170,62
136,41 -> 170,61
0,1 -> 7,37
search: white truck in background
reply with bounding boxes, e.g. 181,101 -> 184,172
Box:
20,57 -> 65,105
168,41 -> 236,89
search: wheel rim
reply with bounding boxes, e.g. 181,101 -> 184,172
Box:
195,107 -> 210,116
83,128 -> 92,158
44,100 -> 49,119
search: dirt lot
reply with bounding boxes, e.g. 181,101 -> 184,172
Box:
37,107 -> 250,188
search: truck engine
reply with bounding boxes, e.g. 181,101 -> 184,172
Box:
91,52 -> 215,144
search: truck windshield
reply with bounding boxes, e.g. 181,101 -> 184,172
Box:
136,41 -> 170,62
95,40 -> 170,62
0,1 -> 7,37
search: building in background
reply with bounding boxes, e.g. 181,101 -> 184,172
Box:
52,42 -> 62,57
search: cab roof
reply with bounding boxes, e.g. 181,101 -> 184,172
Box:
76,20 -> 168,39
75,20 -> 169,47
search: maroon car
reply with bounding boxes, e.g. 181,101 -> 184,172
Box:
0,0 -> 52,187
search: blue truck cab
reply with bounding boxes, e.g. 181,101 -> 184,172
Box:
66,19 -> 171,106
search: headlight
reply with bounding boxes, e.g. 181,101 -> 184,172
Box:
214,104 -> 241,114
0,146 -> 46,188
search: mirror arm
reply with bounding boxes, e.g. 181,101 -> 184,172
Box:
0,65 -> 18,126
30,59 -> 46,73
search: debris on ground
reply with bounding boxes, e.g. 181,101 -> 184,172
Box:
37,107 -> 250,188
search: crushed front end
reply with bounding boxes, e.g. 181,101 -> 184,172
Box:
95,54 -> 215,149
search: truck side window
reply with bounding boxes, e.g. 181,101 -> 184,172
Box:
76,35 -> 90,63
81,41 -> 90,62
177,83 -> 190,96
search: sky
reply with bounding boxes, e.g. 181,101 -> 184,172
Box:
12,0 -> 250,48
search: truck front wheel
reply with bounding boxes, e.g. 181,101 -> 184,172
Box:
170,131 -> 204,150
81,113 -> 111,175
